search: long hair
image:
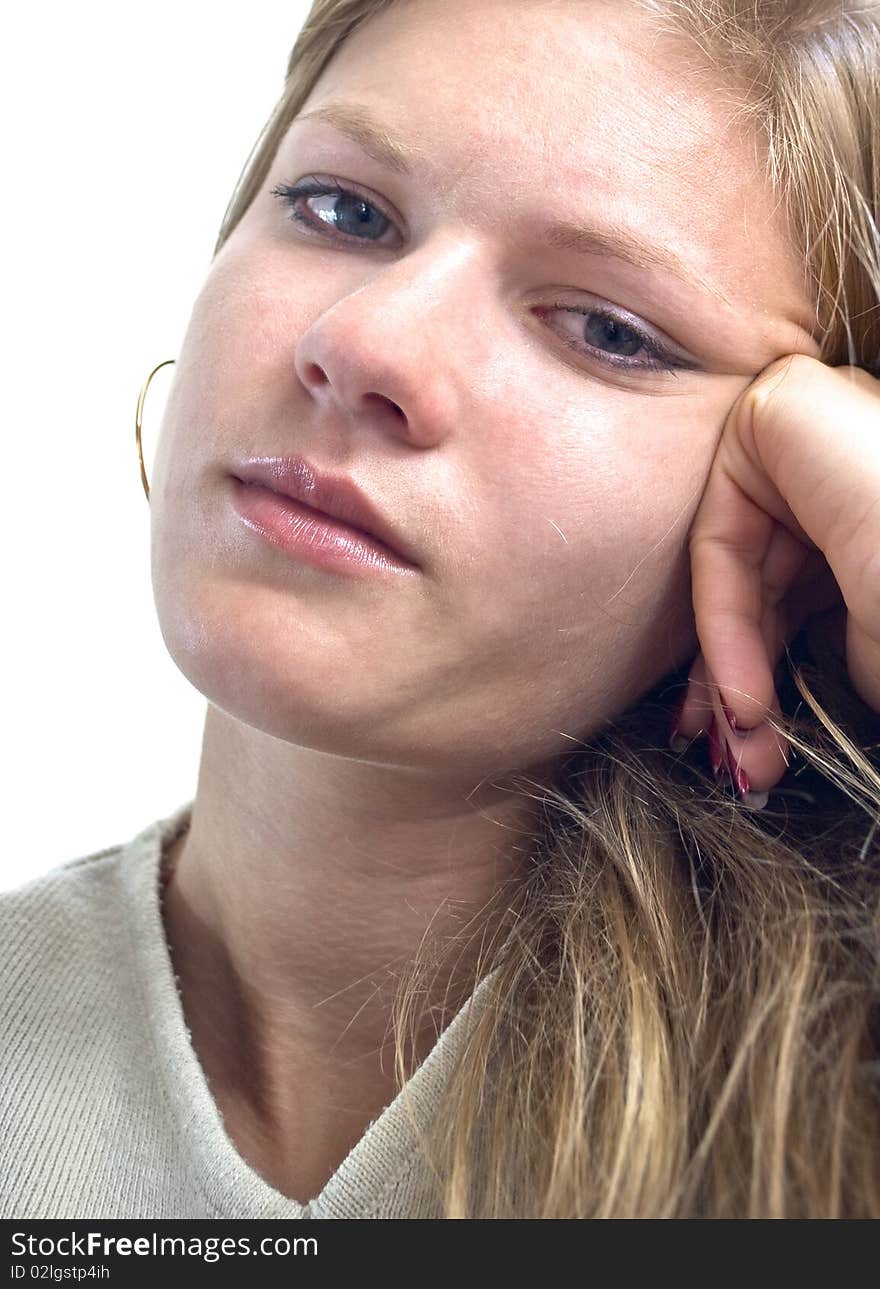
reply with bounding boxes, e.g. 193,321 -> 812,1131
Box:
211,0 -> 880,1216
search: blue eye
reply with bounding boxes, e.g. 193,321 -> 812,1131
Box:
270,177 -> 693,377
271,176 -> 395,245
537,302 -> 688,377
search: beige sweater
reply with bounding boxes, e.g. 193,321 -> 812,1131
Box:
0,800 -> 494,1219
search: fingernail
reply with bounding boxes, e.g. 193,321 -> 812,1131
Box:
721,697 -> 752,740
718,725 -> 754,796
710,716 -> 768,808
721,699 -> 741,734
708,717 -> 725,776
721,734 -> 769,808
741,789 -> 769,809
726,748 -> 751,798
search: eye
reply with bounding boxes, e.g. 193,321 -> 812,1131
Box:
271,176 -> 398,246
538,302 -> 694,376
271,177 -> 697,377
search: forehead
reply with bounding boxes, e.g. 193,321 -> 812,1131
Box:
293,0 -> 816,344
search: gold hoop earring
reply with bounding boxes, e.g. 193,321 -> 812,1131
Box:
135,358 -> 175,502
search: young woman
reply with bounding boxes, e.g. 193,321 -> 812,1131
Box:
2,0 -> 878,1219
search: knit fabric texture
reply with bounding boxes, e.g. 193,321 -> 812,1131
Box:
0,801 -> 496,1219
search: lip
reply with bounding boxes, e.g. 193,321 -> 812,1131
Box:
229,455 -> 420,569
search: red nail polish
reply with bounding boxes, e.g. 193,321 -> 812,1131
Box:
721,695 -> 754,739
718,726 -> 752,797
708,717 -> 725,776
721,699 -> 739,731
728,752 -> 750,797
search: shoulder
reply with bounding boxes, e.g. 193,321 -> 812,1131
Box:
0,834 -> 141,1172
0,808 -> 189,1220
0,840 -> 129,982
0,803 -> 190,1029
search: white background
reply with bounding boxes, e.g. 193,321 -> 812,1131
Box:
2,2 -> 311,888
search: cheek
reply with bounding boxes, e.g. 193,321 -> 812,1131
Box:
151,255 -> 305,485
479,399 -> 716,606
182,240 -> 303,380
454,402 -> 720,704
194,257 -> 286,372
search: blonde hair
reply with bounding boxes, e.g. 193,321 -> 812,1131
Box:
212,0 -> 880,1216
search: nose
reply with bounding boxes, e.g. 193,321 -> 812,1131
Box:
293,234 -> 481,448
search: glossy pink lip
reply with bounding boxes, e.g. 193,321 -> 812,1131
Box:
229,455 -> 419,569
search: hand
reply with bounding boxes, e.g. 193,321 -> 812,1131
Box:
671,353 -> 880,806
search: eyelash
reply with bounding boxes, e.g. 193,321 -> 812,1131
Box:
270,177 -> 686,377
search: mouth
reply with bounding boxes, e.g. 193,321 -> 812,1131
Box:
228,455 -> 420,570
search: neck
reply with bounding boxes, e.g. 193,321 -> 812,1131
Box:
160,702 -> 545,1164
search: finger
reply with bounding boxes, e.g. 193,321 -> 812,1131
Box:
846,614 -> 880,715
709,660 -> 789,799
673,606 -> 792,793
686,505 -> 809,737
689,464 -> 811,735
739,359 -> 880,653
690,355 -> 880,737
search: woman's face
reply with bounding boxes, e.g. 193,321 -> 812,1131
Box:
150,0 -> 820,781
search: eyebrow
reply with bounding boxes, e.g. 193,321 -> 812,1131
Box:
292,100 -> 729,300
